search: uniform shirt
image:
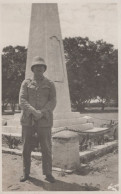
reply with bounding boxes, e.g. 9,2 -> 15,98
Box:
19,76 -> 56,127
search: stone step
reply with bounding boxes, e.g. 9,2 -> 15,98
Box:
8,112 -> 93,120
12,112 -> 82,120
80,127 -> 109,134
79,140 -> 118,163
52,123 -> 94,134
2,132 -> 21,137
54,112 -> 82,119
2,126 -> 22,134
53,117 -> 90,128
7,119 -> 21,126
54,113 -> 93,121
2,122 -> 94,137
6,115 -> 93,128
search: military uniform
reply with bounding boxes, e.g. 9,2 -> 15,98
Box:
19,76 -> 56,176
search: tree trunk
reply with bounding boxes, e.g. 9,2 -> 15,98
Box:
2,102 -> 8,113
101,103 -> 105,111
2,105 -> 5,113
11,103 -> 15,114
78,103 -> 85,112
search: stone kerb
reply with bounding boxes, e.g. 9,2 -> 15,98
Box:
52,131 -> 80,170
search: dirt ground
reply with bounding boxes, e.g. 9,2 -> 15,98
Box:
2,112 -> 118,191
2,150 -> 118,191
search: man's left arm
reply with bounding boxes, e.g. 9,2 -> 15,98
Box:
41,82 -> 56,115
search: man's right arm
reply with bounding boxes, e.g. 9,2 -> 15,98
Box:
19,80 -> 37,116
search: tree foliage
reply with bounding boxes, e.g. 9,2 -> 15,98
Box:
2,46 -> 27,112
63,37 -> 118,111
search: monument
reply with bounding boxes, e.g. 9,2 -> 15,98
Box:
25,3 -> 93,131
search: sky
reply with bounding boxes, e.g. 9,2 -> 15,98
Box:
1,2 -> 118,49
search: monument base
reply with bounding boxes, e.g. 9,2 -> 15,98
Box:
3,112 -> 94,134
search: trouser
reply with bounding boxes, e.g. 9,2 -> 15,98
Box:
22,125 -> 52,176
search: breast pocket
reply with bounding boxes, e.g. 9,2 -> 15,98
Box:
27,85 -> 36,97
42,85 -> 50,97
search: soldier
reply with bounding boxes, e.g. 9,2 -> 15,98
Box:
19,56 -> 56,183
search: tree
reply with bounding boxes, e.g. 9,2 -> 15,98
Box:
63,37 -> 118,111
94,40 -> 118,110
63,37 -> 98,111
2,46 -> 27,113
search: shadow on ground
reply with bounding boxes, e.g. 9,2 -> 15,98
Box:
29,176 -> 100,191
74,166 -> 92,176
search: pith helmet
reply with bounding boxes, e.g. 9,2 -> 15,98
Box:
31,56 -> 47,72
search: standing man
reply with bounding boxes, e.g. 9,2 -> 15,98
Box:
19,56 -> 56,183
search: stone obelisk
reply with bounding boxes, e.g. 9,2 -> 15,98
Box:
26,3 -> 71,113
25,3 -> 93,130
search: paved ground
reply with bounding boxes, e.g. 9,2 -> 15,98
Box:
2,151 -> 118,191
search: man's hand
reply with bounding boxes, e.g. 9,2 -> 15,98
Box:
33,110 -> 44,120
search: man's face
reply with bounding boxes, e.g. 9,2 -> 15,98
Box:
33,65 -> 45,77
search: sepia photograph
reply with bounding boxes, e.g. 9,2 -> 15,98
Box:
1,0 -> 119,192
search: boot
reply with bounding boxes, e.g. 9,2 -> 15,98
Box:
45,174 -> 56,183
20,174 -> 29,182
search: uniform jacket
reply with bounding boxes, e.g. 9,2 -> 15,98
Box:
19,76 -> 56,127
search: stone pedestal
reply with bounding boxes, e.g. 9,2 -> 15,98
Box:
52,131 -> 80,170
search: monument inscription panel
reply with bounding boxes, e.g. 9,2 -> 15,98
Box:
49,36 -> 64,82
